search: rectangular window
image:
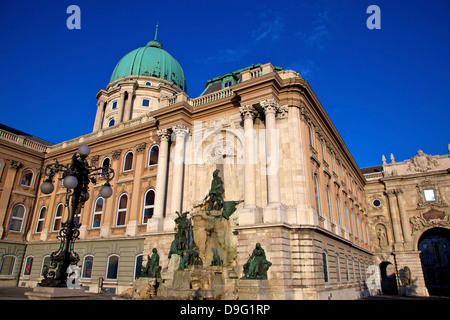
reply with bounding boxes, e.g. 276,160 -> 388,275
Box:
424,189 -> 436,201
142,99 -> 150,107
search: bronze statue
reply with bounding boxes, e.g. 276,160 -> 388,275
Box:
242,243 -> 272,280
203,169 -> 242,220
211,248 -> 222,266
140,248 -> 161,278
204,169 -> 224,211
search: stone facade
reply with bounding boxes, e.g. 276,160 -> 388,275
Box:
364,148 -> 450,296
0,38 -> 406,299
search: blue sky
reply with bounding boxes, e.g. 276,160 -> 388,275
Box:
0,0 -> 449,168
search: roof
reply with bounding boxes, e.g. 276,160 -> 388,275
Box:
360,165 -> 383,174
201,64 -> 283,96
110,40 -> 186,92
0,123 -> 54,146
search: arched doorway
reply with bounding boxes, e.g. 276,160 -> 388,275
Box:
418,227 -> 450,296
379,261 -> 398,295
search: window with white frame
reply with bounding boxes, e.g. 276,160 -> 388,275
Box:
36,206 -> 47,233
336,193 -> 342,228
314,174 -> 321,216
106,255 -> 119,280
148,145 -> 159,166
116,194 -> 128,227
142,189 -> 155,224
40,255 -> 51,277
52,203 -> 64,232
0,255 -> 16,276
123,151 -> 134,172
92,197 -> 104,229
20,169 -> 34,187
345,256 -> 350,282
336,254 -> 341,283
326,185 -> 333,223
308,123 -> 315,148
108,118 -> 115,127
9,204 -> 26,232
23,256 -> 33,276
82,255 -> 94,279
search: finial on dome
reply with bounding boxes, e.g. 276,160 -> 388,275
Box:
154,22 -> 159,41
147,22 -> 162,48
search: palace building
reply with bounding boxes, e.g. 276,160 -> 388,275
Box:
0,36 -> 448,299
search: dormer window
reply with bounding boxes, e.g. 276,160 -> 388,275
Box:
145,81 -> 152,86
224,81 -> 232,88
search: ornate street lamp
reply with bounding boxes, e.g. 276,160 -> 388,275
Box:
39,145 -> 114,287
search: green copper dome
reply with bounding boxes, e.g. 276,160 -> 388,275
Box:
110,40 -> 186,92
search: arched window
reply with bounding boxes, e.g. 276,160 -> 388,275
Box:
36,206 -> 47,233
52,203 -> 64,232
148,145 -> 159,166
82,255 -> 94,279
40,255 -> 51,277
106,255 -> 119,280
145,81 -> 152,86
23,256 -> 33,276
322,250 -> 329,284
326,185 -> 333,223
134,254 -> 143,280
308,123 -> 315,148
344,201 -> 350,232
20,169 -> 34,187
9,204 -> 26,232
116,194 -> 128,227
101,157 -> 111,176
123,151 -> 134,172
345,255 -> 350,282
0,255 -> 16,276
336,193 -> 342,228
336,254 -> 341,283
92,197 -> 104,229
314,174 -> 321,216
108,118 -> 115,127
142,189 -> 155,224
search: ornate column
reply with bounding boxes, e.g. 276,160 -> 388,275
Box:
165,124 -> 189,231
239,105 -> 257,208
147,128 -> 171,232
123,89 -> 135,122
260,98 -> 285,223
119,92 -> 127,123
238,105 -> 261,225
395,189 -> 413,246
385,189 -> 403,249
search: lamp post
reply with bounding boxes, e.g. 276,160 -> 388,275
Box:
39,145 -> 114,287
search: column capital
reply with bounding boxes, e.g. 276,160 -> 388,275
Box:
157,128 -> 172,142
9,160 -> 22,170
260,98 -> 279,115
135,142 -> 147,154
172,124 -> 190,137
239,105 -> 257,120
